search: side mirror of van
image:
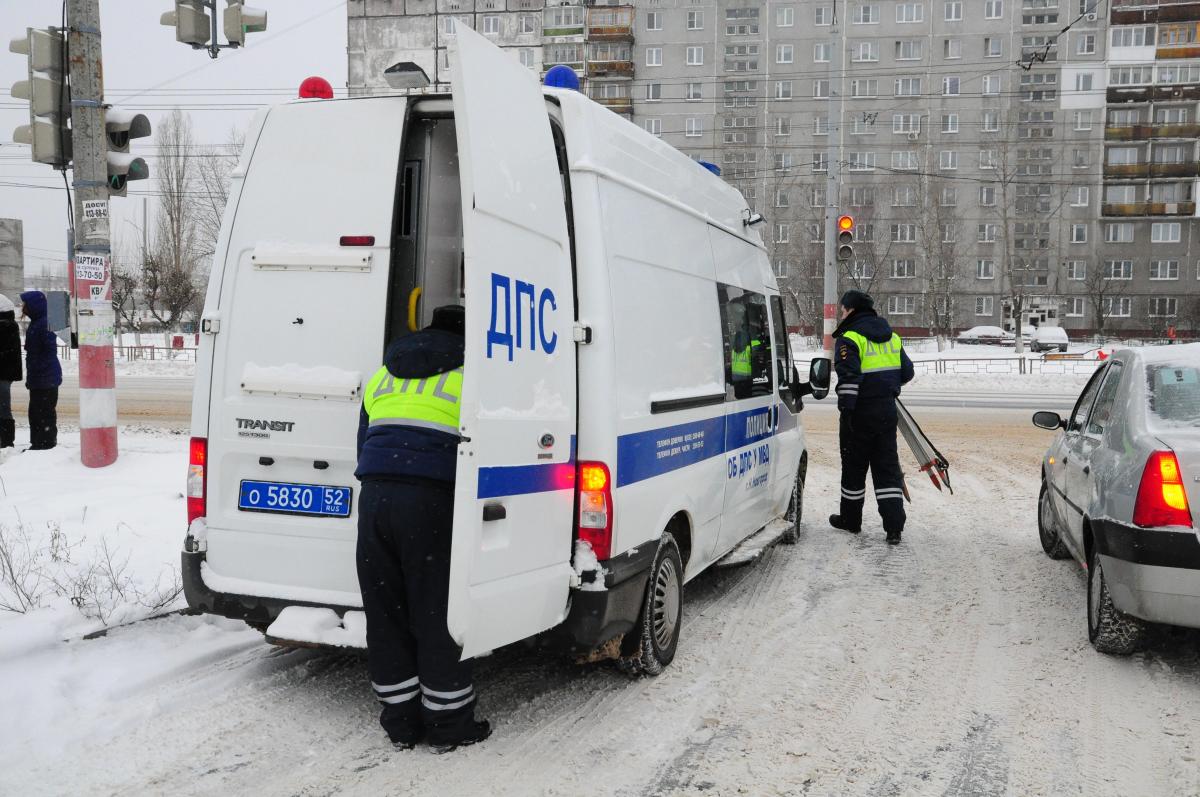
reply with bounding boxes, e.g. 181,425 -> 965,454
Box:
1032,410 -> 1066,430
808,357 -> 831,400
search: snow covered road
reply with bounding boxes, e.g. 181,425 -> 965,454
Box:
3,411 -> 1200,796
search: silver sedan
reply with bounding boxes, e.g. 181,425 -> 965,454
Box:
1033,344 -> 1200,654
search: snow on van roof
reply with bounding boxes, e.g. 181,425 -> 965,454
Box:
546,88 -> 761,246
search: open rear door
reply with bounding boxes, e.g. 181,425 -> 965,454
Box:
447,25 -> 577,657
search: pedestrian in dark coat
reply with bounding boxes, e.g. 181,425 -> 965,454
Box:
0,294 -> 21,448
828,290 -> 915,544
19,291 -> 62,450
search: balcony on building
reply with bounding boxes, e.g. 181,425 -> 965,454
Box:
1102,201 -> 1197,215
586,6 -> 634,40
588,84 -> 632,115
1113,0 -> 1200,24
1107,83 -> 1200,103
586,46 -> 634,77
542,4 -> 585,38
1105,122 -> 1200,139
543,42 -> 585,74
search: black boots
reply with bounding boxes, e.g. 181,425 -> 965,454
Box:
829,514 -> 861,534
0,418 -> 13,448
886,530 -> 902,545
430,720 -> 492,755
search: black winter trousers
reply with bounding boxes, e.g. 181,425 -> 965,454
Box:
28,387 -> 58,450
356,477 -> 476,745
838,399 -> 906,533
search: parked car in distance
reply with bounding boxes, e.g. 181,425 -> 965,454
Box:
1031,325 -> 1069,353
1032,343 -> 1200,654
957,325 -> 1012,345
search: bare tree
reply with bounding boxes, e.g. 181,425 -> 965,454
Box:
194,125 -> 245,265
1080,261 -> 1133,339
109,234 -> 142,342
916,177 -> 962,348
144,109 -> 203,332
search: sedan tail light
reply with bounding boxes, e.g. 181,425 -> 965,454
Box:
1133,450 -> 1192,528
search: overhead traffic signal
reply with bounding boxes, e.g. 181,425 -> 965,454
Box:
105,109 -> 151,197
223,1 -> 267,47
9,27 -> 70,168
161,1 -> 211,47
836,215 -> 855,261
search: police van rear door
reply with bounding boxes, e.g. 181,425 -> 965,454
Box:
446,25 -> 577,657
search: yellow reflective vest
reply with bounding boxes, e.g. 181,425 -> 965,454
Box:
842,330 -> 903,374
362,365 -> 463,437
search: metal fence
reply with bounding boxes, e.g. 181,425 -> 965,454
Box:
57,345 -> 198,362
910,357 -> 1103,376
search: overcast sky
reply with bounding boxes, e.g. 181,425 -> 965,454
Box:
0,0 -> 348,279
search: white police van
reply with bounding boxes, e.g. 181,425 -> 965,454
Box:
182,26 -> 829,671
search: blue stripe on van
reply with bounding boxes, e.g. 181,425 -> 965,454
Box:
475,405 -> 778,498
615,405 -> 776,488
476,436 -> 577,499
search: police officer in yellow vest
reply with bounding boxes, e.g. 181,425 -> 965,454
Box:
829,290 -> 915,544
355,304 -> 490,753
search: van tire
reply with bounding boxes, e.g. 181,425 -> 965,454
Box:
782,460 -> 806,544
1087,545 -> 1146,655
1038,481 -> 1070,560
627,534 -> 683,676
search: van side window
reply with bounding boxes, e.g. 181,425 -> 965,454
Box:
717,284 -> 773,399
769,294 -> 796,410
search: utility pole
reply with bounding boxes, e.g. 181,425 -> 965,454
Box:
821,0 -> 848,356
68,0 -> 118,467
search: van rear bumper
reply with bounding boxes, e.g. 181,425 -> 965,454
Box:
182,547 -> 356,630
548,546 -> 655,653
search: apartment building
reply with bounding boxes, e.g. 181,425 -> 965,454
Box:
348,0 -> 1200,337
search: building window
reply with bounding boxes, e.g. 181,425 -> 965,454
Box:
646,47 -> 662,66
979,186 -> 996,206
849,151 -> 877,171
853,4 -> 880,23
1152,222 -> 1182,243
942,113 -> 959,133
893,185 -> 917,206
645,11 -> 662,30
895,40 -> 923,60
941,224 -> 957,243
645,82 -> 661,101
852,41 -> 878,62
982,75 -> 1001,95
896,3 -> 924,23
518,48 -> 535,68
944,39 -> 962,59
813,115 -> 829,135
976,296 -> 994,315
519,14 -> 537,34
774,260 -> 789,279
851,260 -> 873,279
808,223 -> 824,242
891,224 -> 916,242
1111,25 -> 1155,48
1077,33 -> 1096,55
850,186 -> 871,206
892,258 -> 917,278
888,296 -> 917,315
981,110 -> 999,132
482,15 -> 500,34
852,79 -> 879,98
685,82 -> 702,101
978,224 -> 998,243
644,118 -> 662,136
1070,186 -> 1089,207
1105,260 -> 1133,280
776,44 -> 794,64
894,113 -> 921,133
1065,297 -> 1084,317
813,80 -> 829,98
977,259 -> 995,279
685,117 -> 703,137
984,37 -> 1002,57
1105,223 -> 1135,243
943,76 -> 960,96
810,186 -> 827,207
776,80 -> 793,99
895,78 -> 921,96
775,224 -> 790,243
941,186 -> 957,206
979,150 -> 997,169
815,6 -> 833,25
777,6 -> 794,26
985,0 -> 1003,18
686,46 -> 704,65
813,42 -> 832,62
1104,297 -> 1132,318
687,10 -> 704,29
775,189 -> 789,208
1067,260 -> 1086,280
1070,224 -> 1088,243
1150,259 -> 1179,280
775,117 -> 791,136
939,150 -> 958,170
776,153 -> 795,170
1150,297 -> 1178,317
944,1 -> 962,20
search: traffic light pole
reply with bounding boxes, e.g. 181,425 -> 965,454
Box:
821,1 -> 847,358
67,0 -> 118,467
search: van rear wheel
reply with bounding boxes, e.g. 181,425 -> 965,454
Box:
624,533 -> 683,676
782,460 -> 806,544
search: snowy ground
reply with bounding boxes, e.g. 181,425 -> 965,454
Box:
3,412 -> 1199,796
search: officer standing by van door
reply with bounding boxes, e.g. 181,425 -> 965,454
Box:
355,304 -> 490,753
828,290 -> 915,544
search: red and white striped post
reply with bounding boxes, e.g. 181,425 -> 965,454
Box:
72,238 -> 118,467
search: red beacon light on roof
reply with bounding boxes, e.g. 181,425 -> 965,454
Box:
298,76 -> 334,100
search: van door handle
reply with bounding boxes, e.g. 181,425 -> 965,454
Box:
1061,455 -> 1068,464
482,503 -> 506,521
1083,465 -> 1090,475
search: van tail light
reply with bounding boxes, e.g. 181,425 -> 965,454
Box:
1133,450 -> 1193,528
187,437 -> 208,527
339,235 -> 375,247
576,461 -> 613,560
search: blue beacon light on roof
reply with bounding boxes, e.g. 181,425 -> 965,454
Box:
543,65 -> 581,91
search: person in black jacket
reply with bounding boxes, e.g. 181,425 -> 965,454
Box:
19,291 -> 63,451
0,294 -> 21,448
829,290 -> 915,544
355,305 -> 490,754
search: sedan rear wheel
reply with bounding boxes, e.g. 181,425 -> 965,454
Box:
1038,481 -> 1070,560
1087,545 -> 1146,655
